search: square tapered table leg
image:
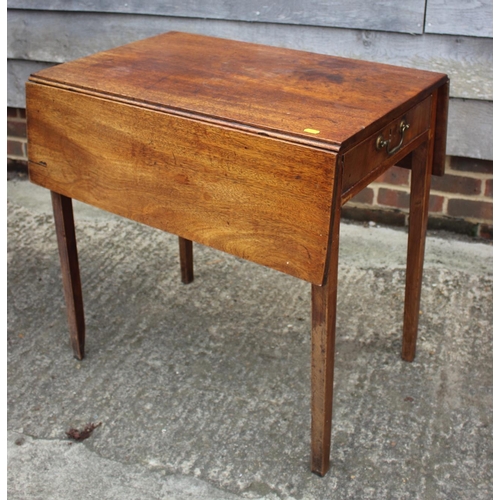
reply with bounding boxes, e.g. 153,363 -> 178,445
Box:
178,237 -> 194,284
51,191 -> 85,360
402,141 -> 433,362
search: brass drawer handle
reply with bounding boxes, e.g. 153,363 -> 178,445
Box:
375,120 -> 410,156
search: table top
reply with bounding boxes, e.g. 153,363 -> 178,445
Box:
30,31 -> 447,152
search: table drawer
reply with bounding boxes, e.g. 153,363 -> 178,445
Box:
342,95 -> 432,197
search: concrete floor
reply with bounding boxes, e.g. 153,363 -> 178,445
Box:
7,178 -> 493,499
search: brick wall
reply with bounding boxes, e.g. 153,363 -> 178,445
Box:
344,156 -> 493,239
7,107 -> 493,239
7,107 -> 28,172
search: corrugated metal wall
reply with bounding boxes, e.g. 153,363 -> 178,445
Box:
7,0 -> 492,160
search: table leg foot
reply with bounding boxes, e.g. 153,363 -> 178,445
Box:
51,191 -> 85,360
179,237 -> 194,284
402,141 -> 432,362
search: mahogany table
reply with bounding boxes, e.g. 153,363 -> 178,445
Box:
26,31 -> 449,476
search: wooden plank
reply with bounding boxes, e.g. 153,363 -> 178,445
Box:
447,99 -> 492,161
27,82 -> 337,285
7,0 -> 427,34
7,10 -> 492,101
425,0 -> 492,38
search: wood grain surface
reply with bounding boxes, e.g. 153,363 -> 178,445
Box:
28,32 -> 447,154
27,82 -> 336,285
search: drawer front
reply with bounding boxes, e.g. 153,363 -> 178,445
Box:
342,96 -> 432,198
